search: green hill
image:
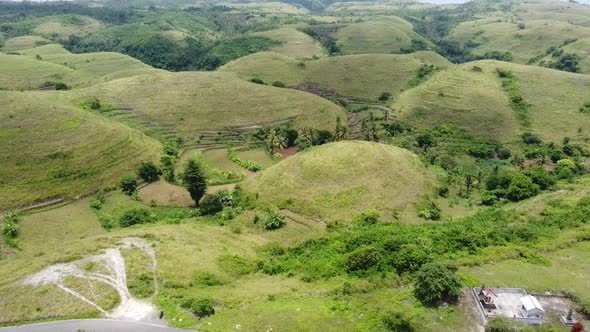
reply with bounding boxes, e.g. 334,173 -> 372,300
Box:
335,17 -> 430,55
393,60 -> 590,145
242,141 -> 438,224
2,36 -> 52,52
74,71 -> 346,143
220,51 -> 451,101
0,49 -> 160,90
0,91 -> 161,210
451,17 -> 590,65
254,27 -> 326,59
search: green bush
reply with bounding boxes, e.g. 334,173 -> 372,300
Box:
347,246 -> 382,272
138,161 -> 161,183
356,209 -> 380,224
193,272 -> 227,286
261,211 -> 286,230
521,166 -> 555,190
486,317 -> 517,332
89,193 -> 105,210
381,310 -> 416,332
506,174 -> 540,201
120,175 -> 138,195
250,78 -> 266,85
2,212 -> 19,248
227,149 -> 262,172
119,208 -> 154,228
272,81 -> 286,88
413,262 -> 462,307
181,298 -> 215,317
199,193 -> 224,216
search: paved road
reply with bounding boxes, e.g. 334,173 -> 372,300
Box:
0,319 -> 194,332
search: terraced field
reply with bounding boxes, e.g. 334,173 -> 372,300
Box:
0,91 -> 161,210
74,71 -> 346,145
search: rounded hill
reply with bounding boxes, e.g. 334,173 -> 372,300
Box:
242,141 -> 438,223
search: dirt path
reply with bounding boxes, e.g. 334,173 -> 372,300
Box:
23,238 -> 160,323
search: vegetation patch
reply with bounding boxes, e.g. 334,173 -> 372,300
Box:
496,68 -> 531,127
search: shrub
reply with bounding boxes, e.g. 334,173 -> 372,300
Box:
89,193 -> 105,210
227,149 -> 262,172
378,92 -> 391,102
250,78 -> 266,85
200,193 -> 225,215
181,298 -> 215,317
356,209 -> 380,224
557,159 -> 577,171
506,173 -> 540,201
521,132 -> 542,145
261,211 -> 286,230
193,272 -> 226,286
347,246 -> 382,272
138,162 -> 161,183
481,191 -> 498,206
2,212 -> 19,248
521,166 -> 555,190
413,262 -> 462,307
119,208 -> 154,228
381,310 -> 416,332
496,147 -> 511,160
120,175 -> 138,195
272,81 -> 286,88
486,317 -> 517,332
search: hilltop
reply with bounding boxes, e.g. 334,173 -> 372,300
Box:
242,141 -> 438,224
220,51 -> 450,101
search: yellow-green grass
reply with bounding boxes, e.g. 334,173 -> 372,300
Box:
242,141 -> 438,224
451,18 -> 590,64
220,2 -> 309,14
254,27 -> 326,59
462,241 -> 590,304
220,51 -> 451,101
514,0 -> 590,27
497,61 -> 590,145
335,17 -> 430,55
0,51 -> 160,90
0,91 -> 161,210
32,15 -> 102,39
2,35 -> 52,52
39,51 -> 161,85
393,61 -> 520,142
75,71 -> 346,141
17,43 -> 71,56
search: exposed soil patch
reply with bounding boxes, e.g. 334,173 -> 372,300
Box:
22,238 -> 161,323
277,146 -> 298,158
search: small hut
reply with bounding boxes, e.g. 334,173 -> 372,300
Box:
520,295 -> 544,318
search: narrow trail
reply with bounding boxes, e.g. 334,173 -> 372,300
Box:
23,237 -> 160,323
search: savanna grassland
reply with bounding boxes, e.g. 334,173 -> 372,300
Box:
2,0 -> 590,331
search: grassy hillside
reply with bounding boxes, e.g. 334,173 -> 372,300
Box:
32,15 -> 102,39
242,141 -> 438,224
220,51 -> 451,101
0,91 -> 161,210
393,61 -> 519,142
451,17 -> 590,64
394,60 -> 590,145
0,50 -> 160,90
254,27 -> 326,59
335,17 -> 429,55
2,35 -> 52,52
75,71 -> 346,142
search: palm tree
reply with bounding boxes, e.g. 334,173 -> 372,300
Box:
266,128 -> 287,154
